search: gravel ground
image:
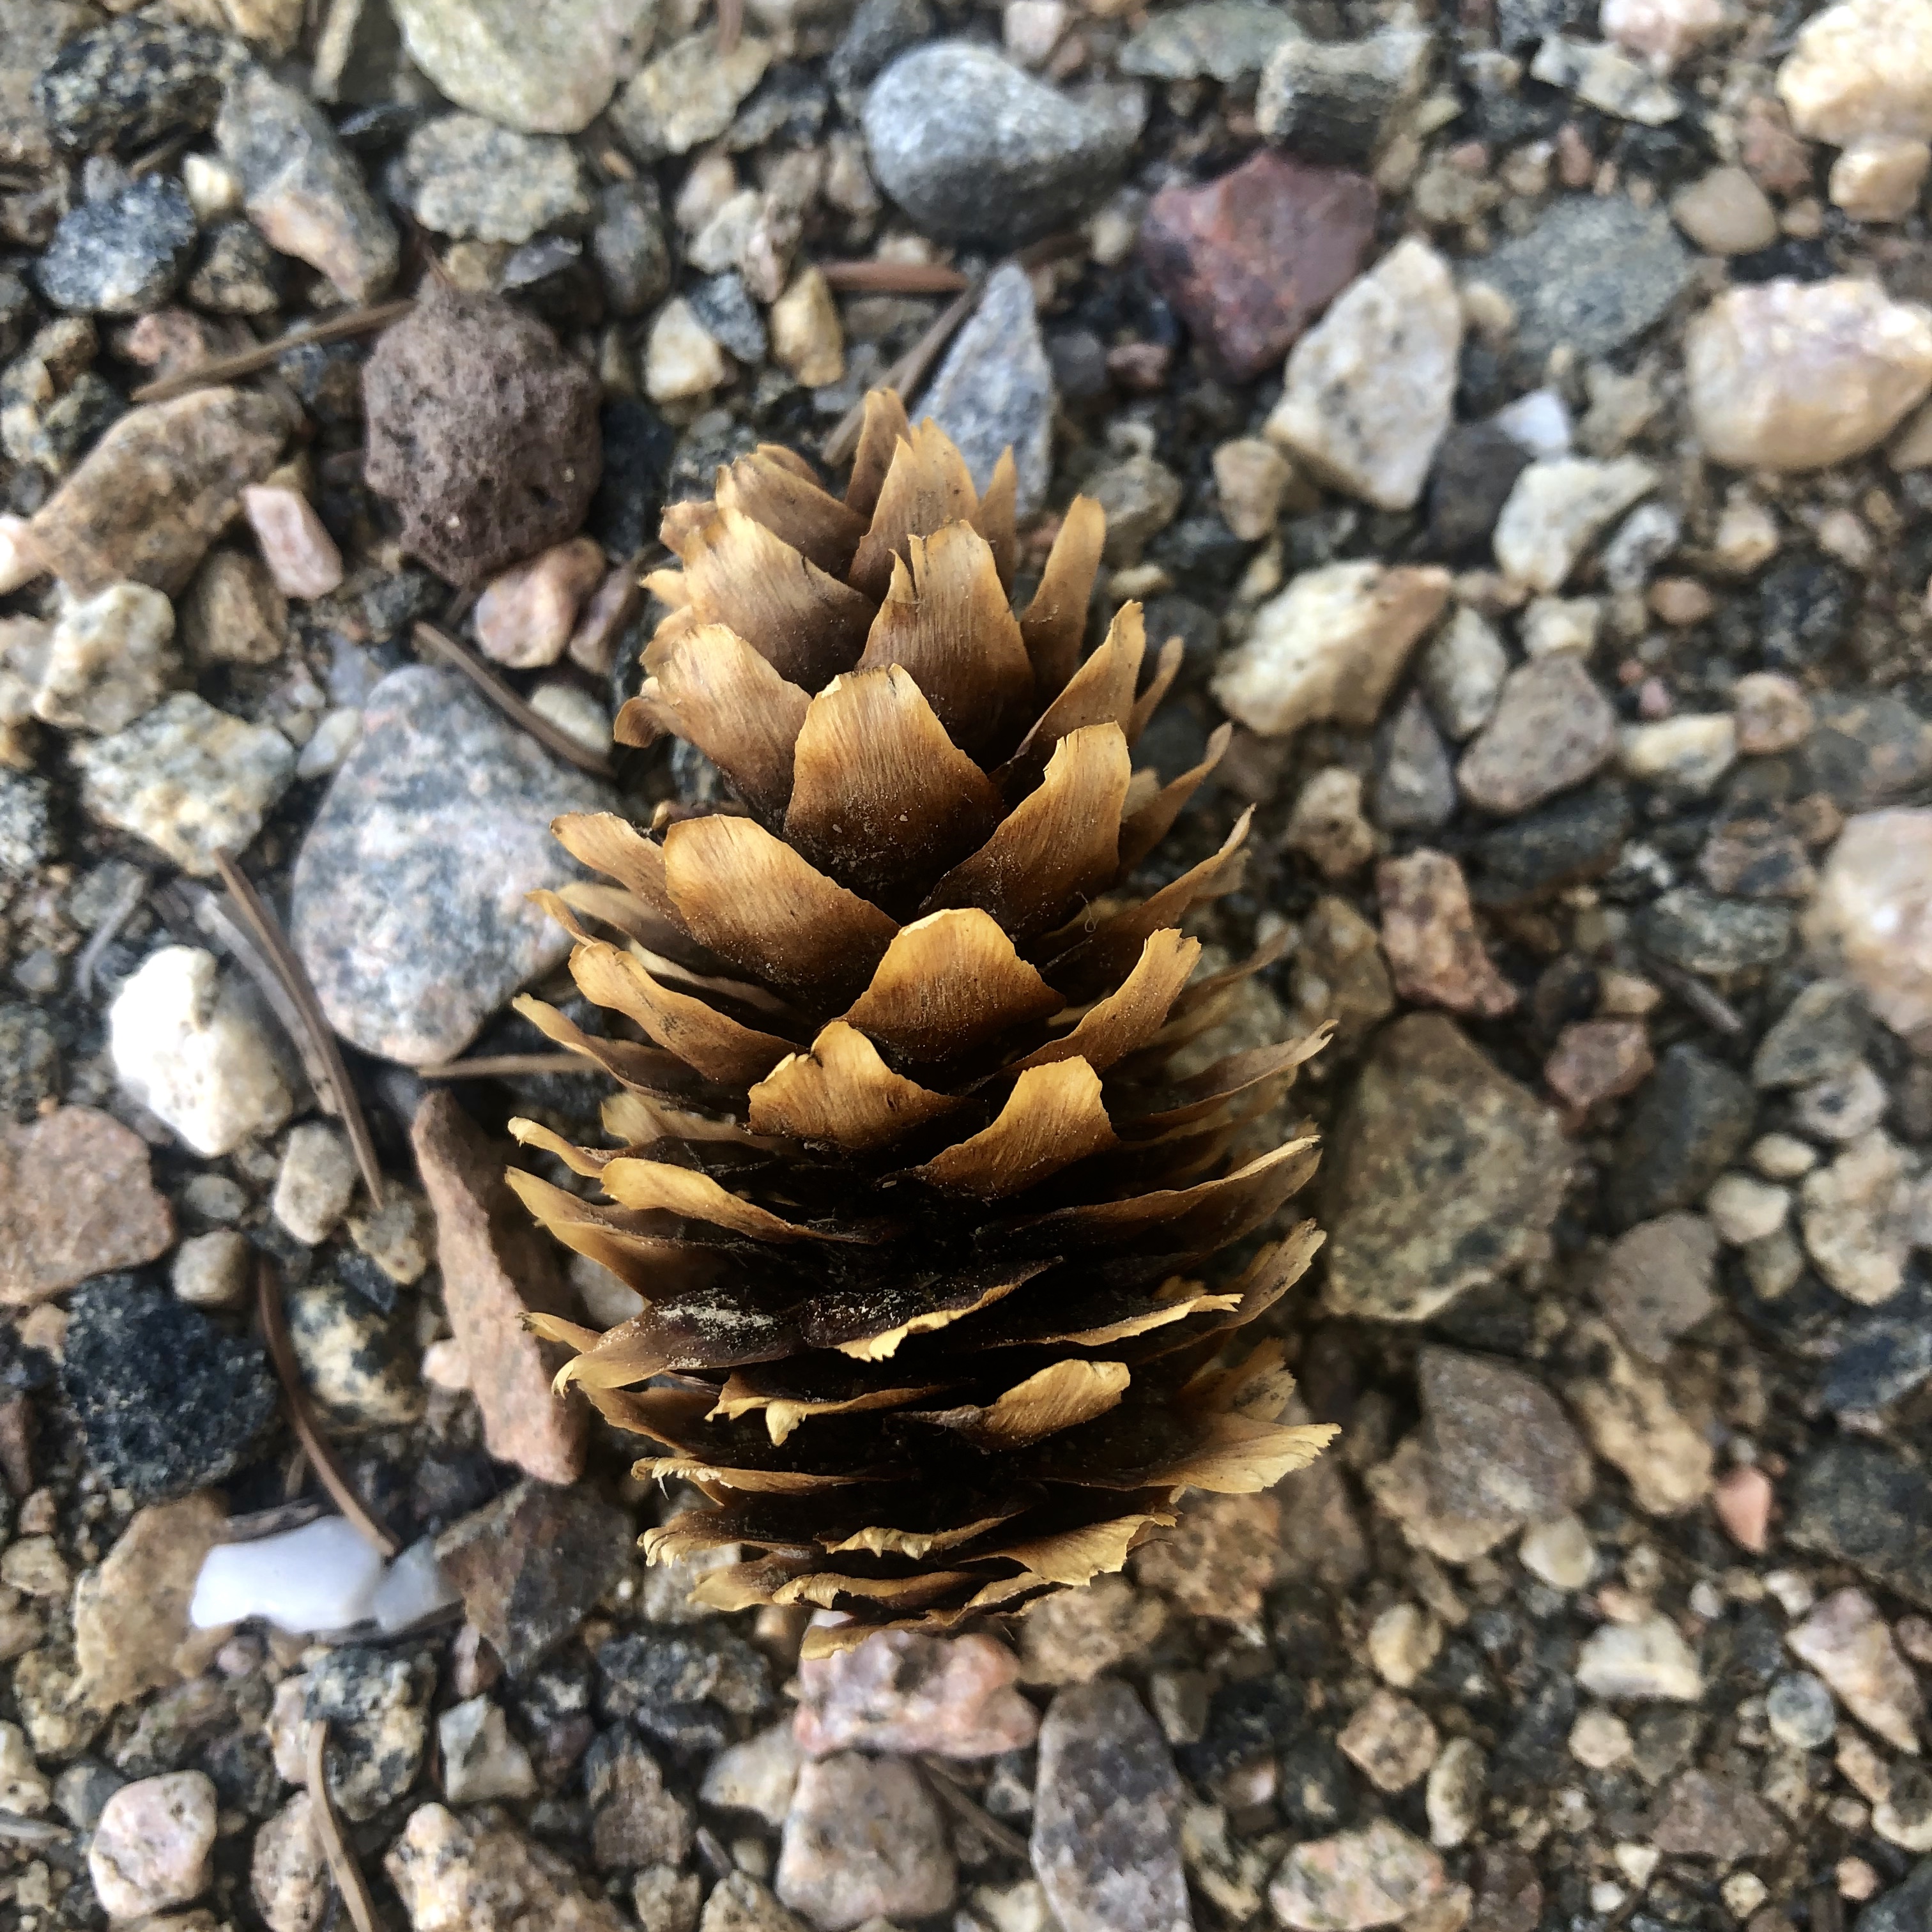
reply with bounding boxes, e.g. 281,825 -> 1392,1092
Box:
2,0 -> 1932,1929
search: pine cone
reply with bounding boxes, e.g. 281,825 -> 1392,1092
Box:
512,391 -> 1335,1655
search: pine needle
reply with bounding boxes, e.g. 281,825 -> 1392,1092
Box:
413,622 -> 616,779
304,1719 -> 382,1932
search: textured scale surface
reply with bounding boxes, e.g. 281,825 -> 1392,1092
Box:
514,390 -> 1336,1655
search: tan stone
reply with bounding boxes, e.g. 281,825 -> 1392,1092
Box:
75,1493 -> 228,1713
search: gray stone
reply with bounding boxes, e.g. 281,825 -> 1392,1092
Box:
36,177 -> 196,316
1419,1347 -> 1591,1528
187,219 -> 284,315
1466,781 -> 1633,907
1457,655 -> 1618,815
305,1644 -> 435,1822
592,181 -> 672,317
1,0 -> 97,172
1257,28 -> 1432,165
1122,1 -> 1300,81
215,66 -> 397,304
73,694 -> 295,877
1374,690 -> 1457,831
1859,1859 -> 1932,1932
388,0 -> 655,135
921,263 -> 1055,518
776,1753 -> 955,1931
290,666 -> 617,1066
588,1733 -> 693,1873
687,273 -> 767,364
1032,1680 -> 1188,1932
1607,1043 -> 1754,1230
1324,1013 -> 1570,1322
1471,194 -> 1696,364
0,771 -> 51,905
1753,979 -> 1868,1089
863,43 -> 1142,246
387,113 -> 590,245
1637,886 -> 1793,976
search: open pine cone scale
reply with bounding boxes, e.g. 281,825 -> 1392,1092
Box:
510,390 -> 1335,1655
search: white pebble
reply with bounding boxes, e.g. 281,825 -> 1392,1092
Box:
190,1515 -> 387,1634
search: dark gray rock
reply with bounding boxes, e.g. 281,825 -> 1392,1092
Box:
1121,1 -> 1301,82
1637,886 -> 1792,976
1752,979 -> 1867,1089
1323,1013 -> 1570,1323
591,180 -> 671,316
305,1644 -> 435,1821
1758,553 -> 1851,672
185,219 -> 284,315
1860,1859 -> 1932,1932
62,1275 -> 278,1503
1374,690 -> 1457,831
586,396 -> 677,559
33,16 -> 234,155
0,271 -> 33,362
862,42 -> 1142,247
1822,1280 -> 1932,1417
1607,1044 -> 1753,1230
1807,691 -> 1932,808
922,261 -> 1055,518
1032,1680 -> 1189,1932
1428,420 -> 1531,556
1791,1440 -> 1932,1609
0,1004 -> 58,1121
687,272 -> 767,364
290,666 -> 616,1066
36,176 -> 196,315
599,1626 -> 773,1753
436,1481 -> 634,1675
1256,28 -> 1430,166
1467,783 -> 1633,907
1472,195 -> 1695,365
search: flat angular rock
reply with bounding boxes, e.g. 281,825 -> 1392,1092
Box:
1269,1818 -> 1446,1931
1122,1 -> 1300,81
0,1107 -> 173,1307
1213,561 -> 1449,738
1265,238 -> 1460,511
1324,1013 -> 1570,1322
1790,1440 -> 1932,1609
435,1481 -> 633,1675
387,1802 -> 629,1932
291,666 -> 617,1066
1140,149 -> 1376,380
1031,1680 -> 1189,1932
1593,1213 -> 1717,1362
922,263 -> 1054,517
26,387 -> 290,597
776,1752 -> 956,1932
73,1493 -> 226,1713
411,1092 -> 586,1484
1457,656 -> 1618,816
387,113 -> 591,245
1376,848 -> 1517,1018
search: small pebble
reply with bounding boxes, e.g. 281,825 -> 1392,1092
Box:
88,1772 -> 217,1920
243,485 -> 344,600
1713,1464 -> 1775,1554
1766,1671 -> 1837,1750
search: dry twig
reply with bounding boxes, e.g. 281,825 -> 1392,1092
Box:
919,1758 -> 1030,1859
213,851 -> 386,1206
418,1052 -> 598,1080
130,298 -> 417,403
717,0 -> 744,53
304,1719 -> 383,1932
72,866 -> 150,1002
1643,954 -> 1747,1037
413,622 -> 616,779
819,261 -> 972,294
257,1258 -> 399,1559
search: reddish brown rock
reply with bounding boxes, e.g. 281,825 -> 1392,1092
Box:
794,1629 -> 1039,1759
0,1107 -> 174,1307
1139,151 -> 1376,380
362,285 -> 601,585
411,1092 -> 586,1484
1377,849 -> 1517,1018
26,388 -> 291,596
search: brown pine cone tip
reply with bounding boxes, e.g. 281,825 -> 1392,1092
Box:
511,390 -> 1337,1658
